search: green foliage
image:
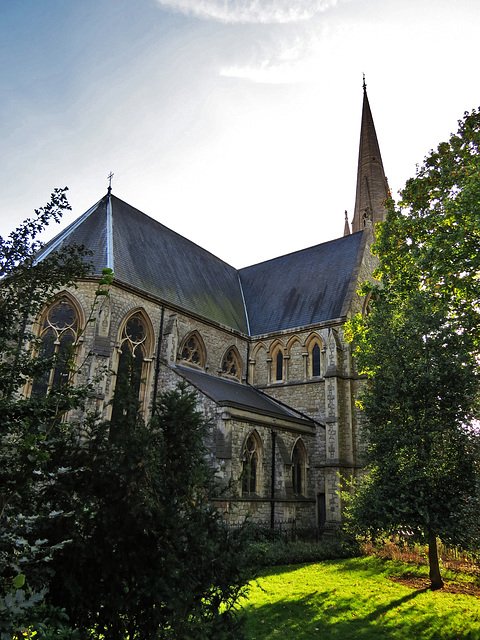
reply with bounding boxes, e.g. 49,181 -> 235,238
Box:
246,537 -> 361,568
345,109 -> 480,588
376,108 -> 480,345
0,189 -> 93,639
44,382 -> 250,639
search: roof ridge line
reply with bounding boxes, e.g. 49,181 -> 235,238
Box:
33,197 -> 104,265
109,193 -> 238,270
238,232 -> 363,272
106,193 -> 114,271
237,272 -> 251,336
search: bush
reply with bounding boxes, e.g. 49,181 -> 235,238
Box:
246,536 -> 361,568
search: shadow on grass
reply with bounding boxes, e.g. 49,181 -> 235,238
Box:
250,555 -> 426,583
242,586 -> 478,640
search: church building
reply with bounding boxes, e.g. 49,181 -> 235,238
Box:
34,84 -> 389,530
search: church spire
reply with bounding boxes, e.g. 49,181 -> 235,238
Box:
351,78 -> 389,233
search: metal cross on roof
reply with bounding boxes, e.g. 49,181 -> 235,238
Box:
107,171 -> 114,194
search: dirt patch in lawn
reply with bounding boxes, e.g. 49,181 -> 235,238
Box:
390,575 -> 480,596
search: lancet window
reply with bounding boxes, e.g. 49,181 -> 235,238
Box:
292,441 -> 306,496
307,335 -> 323,378
312,343 -> 321,377
242,434 -> 260,495
274,349 -> 284,381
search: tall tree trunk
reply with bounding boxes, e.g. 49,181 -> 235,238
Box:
427,532 -> 444,590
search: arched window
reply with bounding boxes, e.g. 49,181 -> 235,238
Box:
312,343 -> 321,377
111,312 -> 150,425
180,332 -> 205,368
292,441 -> 306,496
31,296 -> 81,395
275,349 -> 283,381
306,335 -> 323,378
242,434 -> 259,495
221,347 -> 242,379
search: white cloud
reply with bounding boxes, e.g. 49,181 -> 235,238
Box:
155,0 -> 338,24
219,22 -> 339,83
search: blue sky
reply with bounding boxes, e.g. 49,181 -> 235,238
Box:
1,0 -> 479,267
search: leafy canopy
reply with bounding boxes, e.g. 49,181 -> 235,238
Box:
345,109 -> 480,587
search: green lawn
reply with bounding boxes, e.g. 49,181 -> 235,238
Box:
241,557 -> 480,639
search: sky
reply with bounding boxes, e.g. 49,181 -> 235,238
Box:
1,0 -> 479,268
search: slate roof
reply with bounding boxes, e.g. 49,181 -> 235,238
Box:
36,193 -> 368,336
173,365 -> 314,425
238,232 -> 367,335
37,194 -> 249,333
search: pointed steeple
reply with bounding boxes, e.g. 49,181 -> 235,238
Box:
343,210 -> 351,236
351,77 -> 389,233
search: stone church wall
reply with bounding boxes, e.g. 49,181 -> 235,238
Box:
54,277 -> 365,529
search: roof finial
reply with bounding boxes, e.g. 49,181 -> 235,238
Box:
107,171 -> 114,195
362,73 -> 367,93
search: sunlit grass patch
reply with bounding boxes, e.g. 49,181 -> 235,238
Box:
242,557 -> 480,639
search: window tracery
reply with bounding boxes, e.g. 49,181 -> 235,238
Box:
180,332 -> 205,368
111,312 -> 152,425
221,347 -> 241,379
31,296 -> 81,395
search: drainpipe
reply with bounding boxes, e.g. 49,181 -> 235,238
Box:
152,304 -> 165,407
270,429 -> 276,529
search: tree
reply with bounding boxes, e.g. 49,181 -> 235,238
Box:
1,192 -> 249,638
377,108 -> 480,345
0,189 -> 96,637
346,109 -> 480,589
44,382 -> 250,639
